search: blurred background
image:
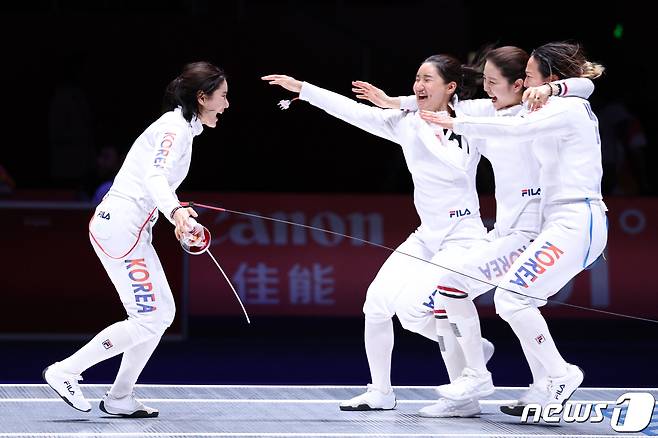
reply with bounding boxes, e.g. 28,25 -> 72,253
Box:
0,1 -> 655,389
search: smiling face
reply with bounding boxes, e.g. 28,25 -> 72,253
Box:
483,60 -> 524,110
413,62 -> 456,112
197,80 -> 229,128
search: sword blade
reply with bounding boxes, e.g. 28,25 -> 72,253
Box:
206,249 -> 251,324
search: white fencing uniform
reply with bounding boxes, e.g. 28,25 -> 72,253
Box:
454,96 -> 607,315
451,93 -> 607,383
394,102 -> 537,334
300,82 -> 489,397
88,107 -> 202,340
46,106 -> 205,407
299,83 -> 488,324
394,79 -> 594,332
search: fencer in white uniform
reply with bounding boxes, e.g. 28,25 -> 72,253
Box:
43,62 -> 229,417
263,55 -> 491,411
357,46 -> 594,417
426,42 -> 607,414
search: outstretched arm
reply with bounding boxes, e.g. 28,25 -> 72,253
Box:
524,78 -> 595,111
420,100 -> 573,141
262,74 -> 303,93
349,80 -> 423,111
262,74 -> 402,144
351,81 -> 401,109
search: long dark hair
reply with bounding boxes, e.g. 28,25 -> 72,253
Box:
531,41 -> 604,80
423,54 -> 480,100
486,46 -> 529,84
163,61 -> 226,122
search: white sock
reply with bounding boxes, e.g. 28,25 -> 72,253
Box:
109,335 -> 161,398
519,336 -> 549,386
58,320 -> 138,375
507,307 -> 568,378
442,298 -> 487,374
412,316 -> 441,342
364,319 -> 394,392
434,312 -> 466,382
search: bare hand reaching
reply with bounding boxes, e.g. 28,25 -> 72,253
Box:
351,81 -> 400,109
419,110 -> 455,130
523,84 -> 551,112
261,74 -> 303,93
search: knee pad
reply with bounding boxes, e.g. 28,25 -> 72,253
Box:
363,287 -> 395,323
396,306 -> 432,334
130,308 -> 175,339
494,288 -> 530,322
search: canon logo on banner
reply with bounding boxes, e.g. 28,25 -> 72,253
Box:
213,211 -> 384,247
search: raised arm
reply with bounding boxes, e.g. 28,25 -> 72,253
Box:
349,80 -> 425,112
351,81 -> 401,109
263,74 -> 402,144
420,100 -> 574,142
524,77 -> 595,111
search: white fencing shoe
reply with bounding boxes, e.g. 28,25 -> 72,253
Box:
436,367 -> 495,401
419,339 -> 493,417
500,381 -> 550,416
100,392 -> 159,418
418,397 -> 481,418
339,384 -> 396,411
482,338 -> 495,364
42,364 -> 91,413
547,364 -> 584,405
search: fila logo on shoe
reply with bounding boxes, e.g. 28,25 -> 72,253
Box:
97,211 -> 111,220
64,381 -> 75,396
554,384 -> 566,400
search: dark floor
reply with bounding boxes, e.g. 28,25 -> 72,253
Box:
3,316 -> 657,388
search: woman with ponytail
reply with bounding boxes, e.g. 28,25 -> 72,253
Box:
262,54 -> 491,413
425,41 -> 607,415
352,45 -> 596,418
43,61 -> 229,418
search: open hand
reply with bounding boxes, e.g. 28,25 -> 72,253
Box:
261,74 -> 303,93
523,84 -> 551,112
419,110 -> 454,130
351,80 -> 398,109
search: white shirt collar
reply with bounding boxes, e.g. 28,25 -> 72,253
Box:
190,115 -> 204,136
174,107 -> 204,136
495,103 -> 523,117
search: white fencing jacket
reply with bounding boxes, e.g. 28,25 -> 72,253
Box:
453,94 -> 603,205
400,78 -> 594,235
107,107 -> 204,224
300,82 -> 485,251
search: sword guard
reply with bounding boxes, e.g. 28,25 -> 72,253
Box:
180,218 -> 211,255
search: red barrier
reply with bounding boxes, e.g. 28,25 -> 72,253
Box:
186,193 -> 419,317
184,194 -> 658,320
1,194 -> 656,338
0,201 -> 184,337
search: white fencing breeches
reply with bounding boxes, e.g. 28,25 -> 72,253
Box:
89,195 -> 176,342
